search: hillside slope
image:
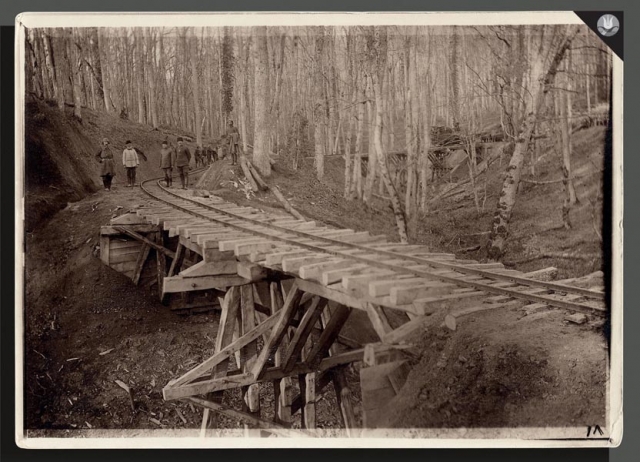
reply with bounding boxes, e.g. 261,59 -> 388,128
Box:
24,99 -> 201,231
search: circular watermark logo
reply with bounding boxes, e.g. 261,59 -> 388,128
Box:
597,14 -> 620,37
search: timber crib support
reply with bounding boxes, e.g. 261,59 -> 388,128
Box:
98,187 -> 606,434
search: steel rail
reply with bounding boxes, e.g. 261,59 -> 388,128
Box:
139,177 -> 607,316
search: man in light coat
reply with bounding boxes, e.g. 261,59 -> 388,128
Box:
122,140 -> 140,187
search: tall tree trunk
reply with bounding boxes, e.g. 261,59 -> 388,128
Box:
487,26 -> 578,260
43,30 -> 64,110
313,27 -> 325,181
363,93 -> 377,204
146,28 -> 159,129
134,34 -> 145,124
252,27 -> 271,177
450,25 -> 460,129
89,28 -> 106,110
369,27 -> 408,243
560,59 -> 578,229
67,29 -> 82,120
190,29 -> 202,145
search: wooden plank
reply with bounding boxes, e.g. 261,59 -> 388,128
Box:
281,255 -> 335,273
219,237 -> 271,252
109,244 -> 143,257
132,244 -> 152,285
299,372 -> 316,429
109,251 -> 143,265
298,259 -> 357,281
111,212 -> 148,225
369,277 -> 431,297
295,278 -> 370,311
270,282 -> 292,426
186,399 -> 313,438
167,313 -> 280,390
444,301 -> 519,331
163,275 -> 250,294
165,344 -> 405,400
381,315 -> 431,344
390,282 -> 458,305
306,304 -> 351,367
179,260 -> 238,277
365,303 -> 393,339
203,248 -> 237,263
240,285 -> 260,420
282,297 -> 328,372
101,224 -> 159,236
108,239 -> 140,250
202,286 -> 241,432
236,262 -> 267,281
112,226 -> 176,258
155,233 -> 167,302
251,283 -> 304,380
235,241 -> 281,256
265,250 -> 311,266
332,368 -> 357,435
321,264 -> 371,285
168,243 -> 185,277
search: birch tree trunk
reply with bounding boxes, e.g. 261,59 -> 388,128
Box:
252,27 -> 272,177
369,27 -> 408,243
313,27 -> 325,181
487,26 -> 578,260
560,59 -> 578,229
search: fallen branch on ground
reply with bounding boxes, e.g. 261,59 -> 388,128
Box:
242,158 -> 307,221
271,186 -> 306,221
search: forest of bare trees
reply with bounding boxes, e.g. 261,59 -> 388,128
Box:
25,24 -> 611,258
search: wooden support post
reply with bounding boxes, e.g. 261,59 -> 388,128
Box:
271,282 -> 292,425
240,284 -> 260,434
307,305 -> 352,367
298,372 -> 316,430
319,305 -> 358,435
251,282 -> 304,380
156,232 -> 167,301
168,243 -> 185,277
201,286 -> 241,435
282,297 -> 328,372
365,303 -> 394,339
132,244 -> 152,285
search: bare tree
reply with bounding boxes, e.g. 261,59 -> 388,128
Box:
487,25 -> 578,260
253,27 -> 272,176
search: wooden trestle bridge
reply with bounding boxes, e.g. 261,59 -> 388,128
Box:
98,171 -> 607,436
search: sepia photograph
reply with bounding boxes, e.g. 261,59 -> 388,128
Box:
15,12 -> 622,448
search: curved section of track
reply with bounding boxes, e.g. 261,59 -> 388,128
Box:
139,173 -> 607,317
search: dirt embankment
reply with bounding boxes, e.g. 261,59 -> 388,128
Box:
24,99 -> 203,232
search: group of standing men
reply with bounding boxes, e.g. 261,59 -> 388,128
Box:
96,120 -> 242,191
96,138 -> 147,190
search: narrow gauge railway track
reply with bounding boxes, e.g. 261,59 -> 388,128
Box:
139,175 -> 607,317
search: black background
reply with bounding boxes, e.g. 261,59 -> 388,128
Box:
2,1 -> 637,461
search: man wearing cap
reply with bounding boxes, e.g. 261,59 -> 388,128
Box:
225,121 -> 241,166
175,137 -> 192,189
122,140 -> 140,187
95,137 -> 116,191
160,140 -> 176,187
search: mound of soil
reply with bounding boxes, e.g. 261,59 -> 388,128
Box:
377,307 -> 607,429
